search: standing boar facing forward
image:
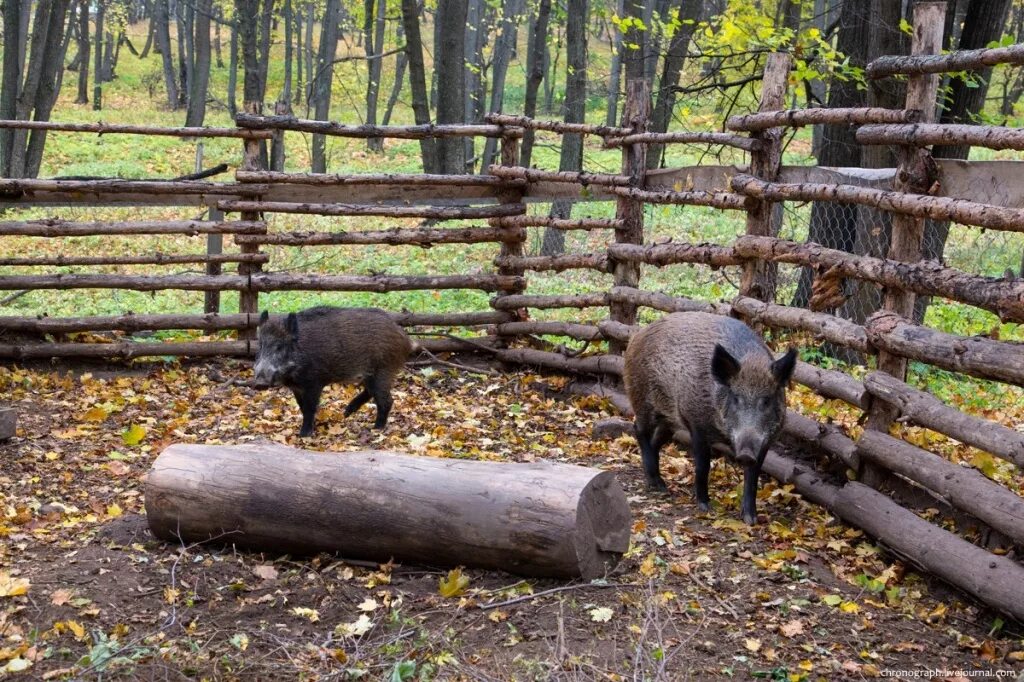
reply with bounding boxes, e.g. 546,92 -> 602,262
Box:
253,306 -> 414,436
623,312 -> 797,525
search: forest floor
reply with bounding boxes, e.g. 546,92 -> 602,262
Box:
1,359 -> 1022,680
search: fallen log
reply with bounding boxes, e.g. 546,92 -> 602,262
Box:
606,286 -> 731,315
0,340 -> 251,359
858,430 -> 1024,548
0,252 -> 268,267
734,235 -> 1024,322
863,371 -> 1024,469
235,170 -> 517,187
234,226 -> 521,247
490,215 -> 625,230
219,200 -> 526,220
490,293 -> 610,310
493,253 -> 611,273
0,219 -> 266,236
0,313 -> 253,333
866,311 -> 1024,385
606,186 -> 750,210
496,321 -> 604,341
603,130 -> 760,152
0,178 -> 267,196
487,165 -> 632,187
856,123 -> 1024,152
867,43 -> 1024,78
731,174 -> 1024,234
251,273 -> 526,293
0,274 -> 249,292
607,243 -> 744,268
0,119 -> 272,139
730,296 -> 871,353
495,348 -> 624,376
726,107 -> 920,132
0,408 -> 15,440
145,443 -> 631,579
790,362 -> 869,410
780,410 -> 858,469
235,113 -> 518,139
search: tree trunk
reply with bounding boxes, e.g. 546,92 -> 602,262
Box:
605,0 -> 624,127
435,0 -> 469,174
480,0 -> 525,170
541,0 -> 588,256
24,0 -> 74,178
175,2 -> 188,107
364,0 -> 386,152
227,16 -> 238,116
520,0 -> 552,169
381,19 -> 407,126
155,0 -> 178,108
185,0 -> 212,127
213,6 -> 224,67
74,0 -> 89,104
92,1 -> 105,110
310,0 -> 341,172
463,0 -> 487,170
146,443 -> 631,580
646,0 -> 702,169
294,4 -> 303,104
281,0 -> 293,105
400,0 -> 438,173
0,0 -> 23,176
304,1 -> 314,105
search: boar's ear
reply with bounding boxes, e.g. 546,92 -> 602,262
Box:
285,312 -> 299,340
710,344 -> 740,386
259,310 -> 269,325
772,348 -> 798,386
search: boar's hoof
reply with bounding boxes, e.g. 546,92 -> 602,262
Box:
298,427 -> 314,438
645,476 -> 669,493
742,511 -> 757,526
696,500 -> 710,513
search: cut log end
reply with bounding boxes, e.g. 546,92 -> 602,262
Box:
574,471 -> 631,580
0,408 -> 15,440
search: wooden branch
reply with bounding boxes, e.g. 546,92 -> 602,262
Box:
603,131 -> 760,152
781,410 -> 858,470
484,113 -> 632,137
731,173 -> 1024,234
596,319 -> 636,342
0,274 -> 250,292
830,480 -> 1024,623
235,170 -> 518,187
251,273 -> 526,293
857,123 -> 1024,151
605,185 -> 750,210
496,321 -> 605,341
146,443 -> 630,579
493,253 -> 611,273
866,311 -> 1024,385
234,226 -> 522,247
0,340 -> 252,359
606,242 -> 744,268
235,113 -> 519,139
0,219 -> 266,237
218,200 -> 527,220
867,43 -> 1024,78
0,253 -> 268,267
489,215 -> 625,230
0,179 -> 267,196
734,235 -> 1024,322
858,430 -> 1024,548
0,119 -> 272,139
494,348 -> 625,376
790,362 -> 869,410
487,165 -> 632,186
606,286 -> 730,315
726,107 -> 920,132
730,296 -> 871,353
490,293 -> 610,310
864,371 -> 1024,469
391,311 -> 511,327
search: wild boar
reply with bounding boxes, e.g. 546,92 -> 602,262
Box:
623,311 -> 797,525
253,306 -> 414,436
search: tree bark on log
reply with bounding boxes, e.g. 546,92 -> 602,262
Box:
497,321 -> 604,341
0,178 -> 267,197
0,313 -> 253,333
863,371 -> 1024,469
494,253 -> 611,273
726,107 -> 920,132
0,220 -> 266,236
604,131 -> 759,152
781,410 -> 859,470
605,186 -> 750,210
790,362 -> 869,410
0,119 -> 270,138
485,113 -> 631,137
857,430 -> 1024,548
250,273 -> 526,294
734,235 -> 1024,322
235,114 -> 517,139
730,296 -> 871,353
145,443 -> 631,579
218,201 -> 526,220
0,253 -> 266,267
491,215 -> 625,230
866,42 -> 1024,78
866,311 -> 1024,385
490,293 -> 609,310
488,165 -> 632,187
732,174 -> 1024,234
235,171 -> 518,187
235,226 -> 523,247
856,123 -> 1024,151
607,243 -> 744,268
0,340 -> 252,359
494,348 -> 625,376
606,286 -> 730,315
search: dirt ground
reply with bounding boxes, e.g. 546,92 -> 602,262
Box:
1,358 -> 1022,680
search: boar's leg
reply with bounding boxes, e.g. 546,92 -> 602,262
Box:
691,428 -> 712,513
343,388 -> 372,417
292,385 -> 323,437
366,375 -> 394,429
634,410 -> 670,492
740,455 -> 764,526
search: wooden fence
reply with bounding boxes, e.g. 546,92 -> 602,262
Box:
2,4 -> 1024,620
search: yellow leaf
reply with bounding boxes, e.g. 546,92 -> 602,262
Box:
357,597 -> 379,612
81,407 -> 109,423
639,553 -> 658,577
290,607 -> 320,622
163,586 -> 179,604
2,658 -> 32,674
745,638 -> 761,653
66,620 -> 87,640
106,504 -> 123,519
839,601 -> 860,614
589,606 -> 614,622
0,572 -> 30,597
121,424 -> 146,446
798,659 -> 814,671
438,568 -> 470,598
330,648 -> 348,663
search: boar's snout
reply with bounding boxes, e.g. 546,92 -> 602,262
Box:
732,429 -> 763,467
252,357 -> 279,388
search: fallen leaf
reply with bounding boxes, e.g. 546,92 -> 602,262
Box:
252,565 -> 278,581
589,607 -> 613,623
80,406 -> 109,422
50,589 -> 73,606
745,638 -> 761,653
230,633 -> 249,651
780,619 -> 804,637
121,423 -> 146,446
291,607 -> 320,622
358,597 -> 379,612
0,573 -> 30,598
335,614 -> 373,637
438,568 -> 470,598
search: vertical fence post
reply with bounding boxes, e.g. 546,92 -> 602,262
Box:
198,142 -> 223,315
237,103 -> 264,340
490,128 -> 527,344
739,52 -> 791,305
608,79 -> 649,355
865,0 -> 945,435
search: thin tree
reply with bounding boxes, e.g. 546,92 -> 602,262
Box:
480,0 -> 525,170
540,0 -> 588,256
435,0 -> 469,173
646,0 -> 702,169
364,0 -> 387,152
400,0 -> 438,172
93,0 -> 105,110
605,0 -> 624,126
381,18 -> 408,126
520,0 -> 552,168
75,0 -> 90,104
185,0 -> 213,126
154,0 -> 179,108
310,0 -> 341,172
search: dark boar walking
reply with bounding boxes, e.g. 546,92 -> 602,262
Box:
253,306 -> 414,436
623,312 -> 797,525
